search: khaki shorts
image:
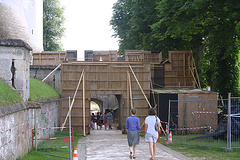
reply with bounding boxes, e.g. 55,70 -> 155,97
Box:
145,133 -> 158,143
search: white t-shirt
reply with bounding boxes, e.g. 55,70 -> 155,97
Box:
145,115 -> 160,136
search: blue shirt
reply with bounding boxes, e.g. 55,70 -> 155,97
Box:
126,115 -> 141,132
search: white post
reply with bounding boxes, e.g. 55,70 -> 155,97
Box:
34,108 -> 37,151
69,96 -> 72,160
227,93 -> 232,151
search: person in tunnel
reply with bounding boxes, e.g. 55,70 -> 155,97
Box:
90,113 -> 95,129
126,108 -> 141,159
107,110 -> 113,129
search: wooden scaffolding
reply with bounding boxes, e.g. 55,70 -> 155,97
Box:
32,51 -> 67,66
60,61 -> 151,134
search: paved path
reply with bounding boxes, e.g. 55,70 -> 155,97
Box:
77,128 -> 191,160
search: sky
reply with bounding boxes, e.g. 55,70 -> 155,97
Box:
60,0 -> 119,60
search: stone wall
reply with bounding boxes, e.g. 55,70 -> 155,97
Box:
30,65 -> 61,92
0,100 -> 60,160
0,39 -> 32,101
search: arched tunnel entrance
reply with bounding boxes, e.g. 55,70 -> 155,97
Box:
90,94 -> 122,130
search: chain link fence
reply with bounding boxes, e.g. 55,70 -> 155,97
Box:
167,94 -> 240,151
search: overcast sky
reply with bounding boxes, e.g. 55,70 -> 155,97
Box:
60,0 -> 119,60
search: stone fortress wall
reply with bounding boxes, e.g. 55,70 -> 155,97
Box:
0,101 -> 60,160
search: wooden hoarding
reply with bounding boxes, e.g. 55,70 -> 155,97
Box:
178,92 -> 218,133
60,62 -> 151,134
32,51 -> 67,65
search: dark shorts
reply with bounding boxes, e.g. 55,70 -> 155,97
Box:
127,131 -> 139,146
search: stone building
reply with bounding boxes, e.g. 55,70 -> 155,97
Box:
0,0 -> 43,52
0,39 -> 32,101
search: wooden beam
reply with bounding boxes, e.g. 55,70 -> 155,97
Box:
189,66 -> 199,88
42,64 -> 62,82
129,64 -> 152,108
83,71 -> 86,136
193,57 -> 201,88
61,69 -> 85,130
127,71 -> 130,117
128,71 -> 133,109
39,53 -> 41,65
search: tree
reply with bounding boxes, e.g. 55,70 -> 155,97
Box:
111,0 -> 159,54
43,0 -> 65,51
111,0 -> 240,97
151,0 -> 240,97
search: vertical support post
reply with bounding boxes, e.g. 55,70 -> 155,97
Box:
127,71 -> 130,117
69,96 -> 72,160
167,100 -> 171,144
183,54 -> 185,86
227,93 -> 232,151
83,72 -> 86,136
34,108 -> 37,151
39,53 -> 41,65
128,71 -> 133,109
58,53 -> 61,64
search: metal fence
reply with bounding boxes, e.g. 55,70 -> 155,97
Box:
32,97 -> 74,159
167,94 -> 240,151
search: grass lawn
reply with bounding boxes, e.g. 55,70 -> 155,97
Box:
157,134 -> 240,160
166,144 -> 240,160
0,80 -> 22,106
29,78 -> 59,101
17,130 -> 83,160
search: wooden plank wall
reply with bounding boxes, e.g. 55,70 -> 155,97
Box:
165,51 -> 194,88
60,62 -> 151,134
125,50 -> 162,64
32,51 -> 67,65
178,92 -> 218,133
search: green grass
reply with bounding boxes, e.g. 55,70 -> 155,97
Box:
29,78 -> 59,101
17,130 -> 83,160
0,80 -> 22,106
156,134 -> 240,160
165,144 -> 240,160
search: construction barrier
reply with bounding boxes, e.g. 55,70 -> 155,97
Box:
32,126 -> 74,150
157,121 -> 168,142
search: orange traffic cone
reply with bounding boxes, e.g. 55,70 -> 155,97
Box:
73,147 -> 78,160
168,131 -> 172,143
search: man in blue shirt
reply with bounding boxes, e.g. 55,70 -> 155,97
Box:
126,108 -> 141,159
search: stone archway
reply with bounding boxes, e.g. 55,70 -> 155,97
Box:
90,97 -> 103,112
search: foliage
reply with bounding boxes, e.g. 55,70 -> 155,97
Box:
0,80 -> 22,107
111,0 -> 240,97
152,0 -> 240,97
29,78 -> 59,101
43,0 -> 65,51
111,0 -> 160,54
